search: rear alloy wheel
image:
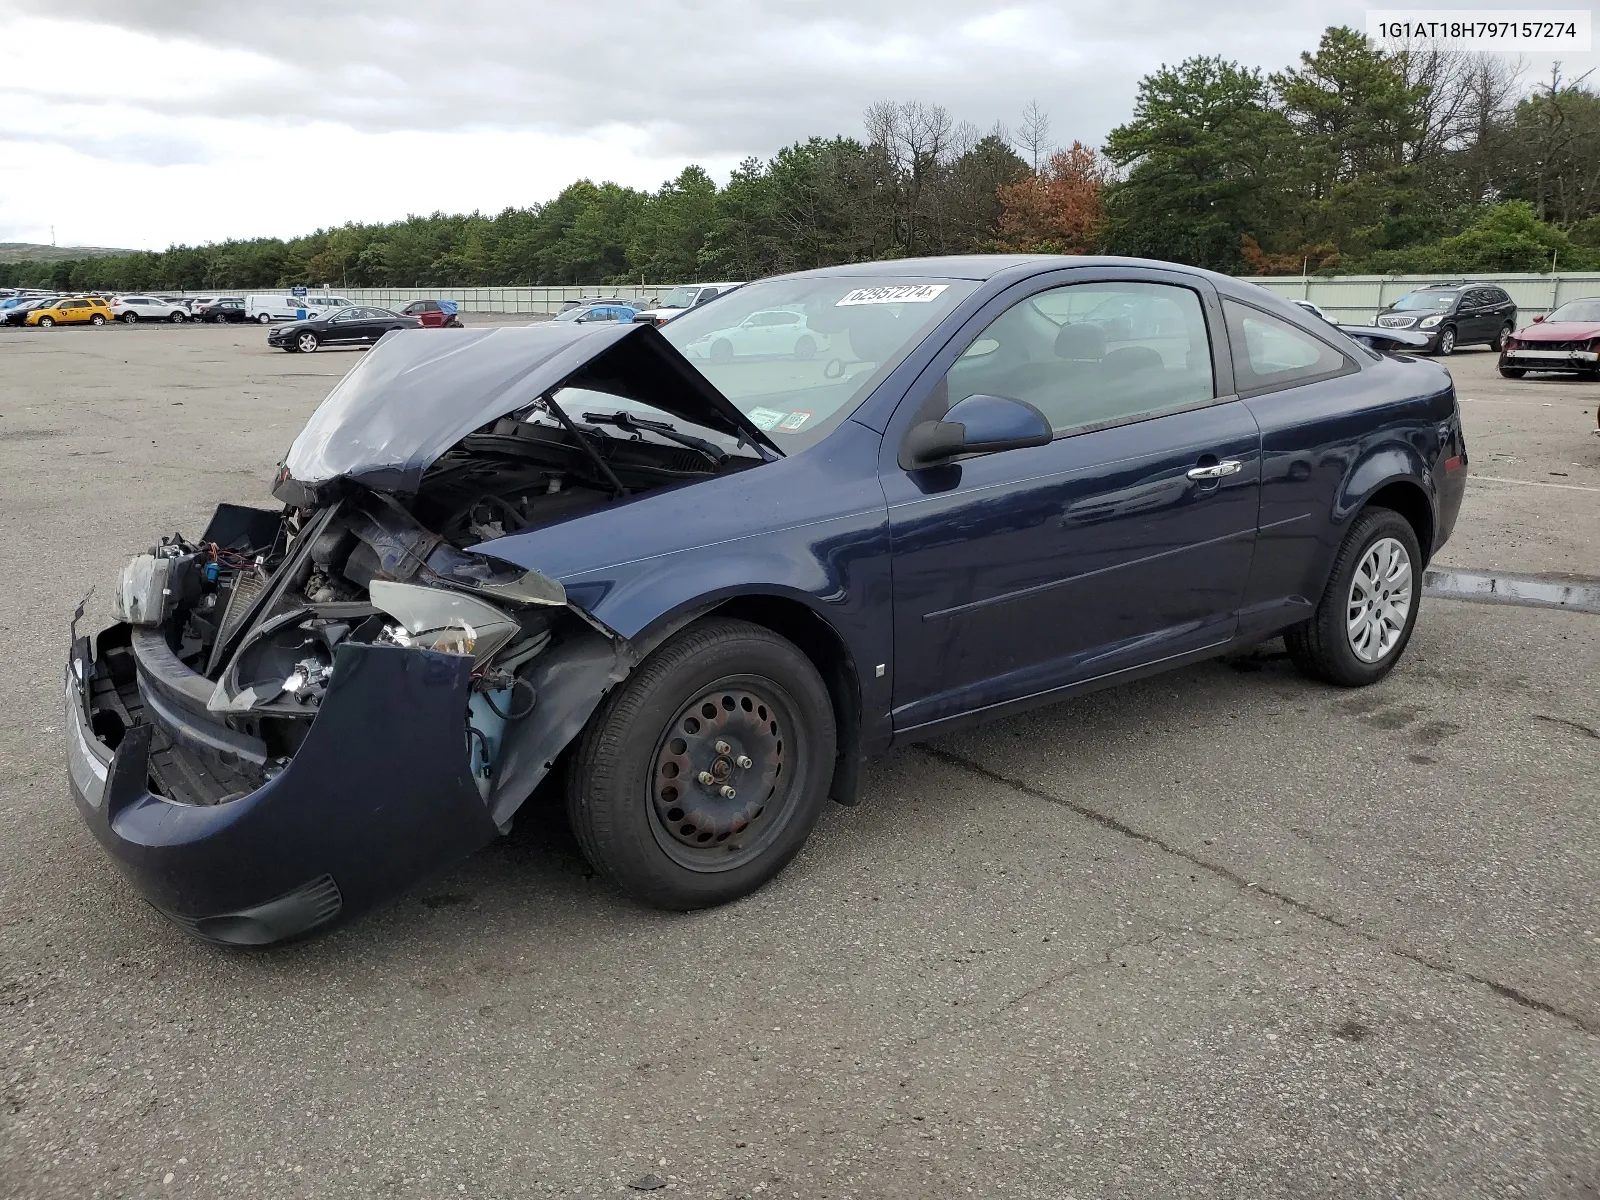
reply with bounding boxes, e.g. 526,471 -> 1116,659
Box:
567,618 -> 836,910
37,316 -> 54,327
295,331 -> 319,353
121,311 -> 139,323
710,338 -> 734,365
90,313 -> 106,326
793,336 -> 817,361
1492,323 -> 1512,351
1434,326 -> 1456,356
258,312 -> 273,324
1286,507 -> 1422,687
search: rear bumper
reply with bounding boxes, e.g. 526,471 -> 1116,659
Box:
65,628 -> 501,945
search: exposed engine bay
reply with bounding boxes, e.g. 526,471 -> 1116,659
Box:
94,400 -> 758,808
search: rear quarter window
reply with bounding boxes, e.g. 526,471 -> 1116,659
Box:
1223,299 -> 1355,397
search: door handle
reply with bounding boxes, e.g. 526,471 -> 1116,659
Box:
1187,460 -> 1242,481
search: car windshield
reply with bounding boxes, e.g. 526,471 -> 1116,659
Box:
553,307 -> 590,322
1544,299 -> 1600,323
553,275 -> 977,453
1391,291 -> 1456,311
657,287 -> 699,309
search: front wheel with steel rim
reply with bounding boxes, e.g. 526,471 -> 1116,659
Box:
567,618 -> 836,909
295,331 -> 320,353
1286,507 -> 1423,686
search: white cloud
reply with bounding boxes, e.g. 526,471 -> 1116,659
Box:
0,1 -> 1589,250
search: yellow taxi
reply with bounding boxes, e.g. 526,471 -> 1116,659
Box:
26,296 -> 112,327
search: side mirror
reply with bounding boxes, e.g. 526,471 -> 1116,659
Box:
902,393 -> 1052,469
1533,314 -> 1544,322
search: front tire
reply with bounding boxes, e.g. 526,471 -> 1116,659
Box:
295,331 -> 319,353
1286,508 -> 1422,687
566,618 -> 836,910
169,311 -> 186,323
710,338 -> 734,365
1433,326 -> 1456,356
37,316 -> 54,327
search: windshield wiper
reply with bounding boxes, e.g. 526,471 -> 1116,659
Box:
580,410 -> 727,467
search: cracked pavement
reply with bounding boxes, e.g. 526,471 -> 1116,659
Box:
0,328 -> 1596,1197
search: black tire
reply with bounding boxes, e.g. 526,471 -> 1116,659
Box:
257,312 -> 273,324
566,618 -> 836,910
1285,507 -> 1423,687
89,313 -> 106,326
793,336 -> 816,361
121,311 -> 138,323
294,331 -> 319,353
37,315 -> 54,327
1492,323 -> 1512,351
169,311 -> 186,323
710,338 -> 734,365
1432,325 -> 1456,356
1498,366 -> 1526,379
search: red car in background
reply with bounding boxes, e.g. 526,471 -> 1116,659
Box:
400,299 -> 463,327
1499,298 -> 1600,381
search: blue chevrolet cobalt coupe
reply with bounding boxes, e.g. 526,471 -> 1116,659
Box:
67,256 -> 1467,944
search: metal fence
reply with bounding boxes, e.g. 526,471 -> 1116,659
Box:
1242,273 -> 1600,323
174,272 -> 1600,321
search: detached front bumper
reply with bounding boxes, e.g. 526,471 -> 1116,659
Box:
65,628 -> 501,945
1501,348 -> 1599,371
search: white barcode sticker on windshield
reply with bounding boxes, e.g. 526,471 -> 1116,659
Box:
835,284 -> 949,306
747,407 -> 786,430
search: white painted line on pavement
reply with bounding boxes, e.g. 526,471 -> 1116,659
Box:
1468,474 -> 1600,493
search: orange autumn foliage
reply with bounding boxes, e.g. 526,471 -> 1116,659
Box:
993,142 -> 1110,254
1240,234 -> 1341,274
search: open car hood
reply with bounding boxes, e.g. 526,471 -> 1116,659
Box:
275,322 -> 781,503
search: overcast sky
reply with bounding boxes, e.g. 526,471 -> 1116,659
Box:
0,0 -> 1591,250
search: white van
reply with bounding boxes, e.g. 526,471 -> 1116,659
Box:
304,294 -> 353,311
245,295 -> 316,324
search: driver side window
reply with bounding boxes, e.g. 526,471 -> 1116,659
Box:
945,281 -> 1216,436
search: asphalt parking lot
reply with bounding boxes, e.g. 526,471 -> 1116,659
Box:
1,322 -> 1596,1199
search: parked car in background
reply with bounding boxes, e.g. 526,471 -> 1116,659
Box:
305,295 -> 354,312
559,296 -> 635,313
1499,298 -> 1600,380
400,299 -> 464,327
685,308 -> 829,363
246,295 -> 317,323
111,295 -> 189,323
26,296 -> 112,326
1,297 -> 58,326
193,298 -> 249,323
552,302 -> 639,324
632,282 -> 742,326
1373,282 -> 1516,355
66,255 -> 1466,943
1294,299 -> 1332,323
266,305 -> 420,352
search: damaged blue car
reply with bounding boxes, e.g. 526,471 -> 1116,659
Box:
65,255 -> 1468,944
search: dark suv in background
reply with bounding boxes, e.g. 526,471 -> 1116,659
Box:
1374,283 -> 1517,355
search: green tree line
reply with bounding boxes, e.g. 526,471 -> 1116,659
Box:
5,25 -> 1600,292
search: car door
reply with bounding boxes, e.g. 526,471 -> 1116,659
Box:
319,308 -> 361,344
1225,297 -> 1374,636
63,299 -> 91,323
881,271 -> 1262,734
1460,290 -> 1492,342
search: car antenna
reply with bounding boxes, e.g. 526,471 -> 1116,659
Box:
537,391 -> 630,497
